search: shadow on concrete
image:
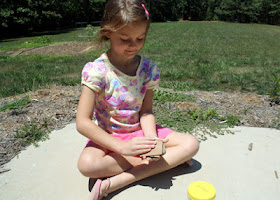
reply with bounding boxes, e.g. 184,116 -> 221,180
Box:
103,159 -> 202,199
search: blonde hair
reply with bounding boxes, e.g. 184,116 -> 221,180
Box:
99,0 -> 150,42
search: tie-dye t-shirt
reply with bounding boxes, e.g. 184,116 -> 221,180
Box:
81,53 -> 160,134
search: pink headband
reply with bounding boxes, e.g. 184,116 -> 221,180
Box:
141,4 -> 149,16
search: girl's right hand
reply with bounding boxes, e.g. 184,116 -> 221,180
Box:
120,137 -> 156,156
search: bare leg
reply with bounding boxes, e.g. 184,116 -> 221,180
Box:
78,144 -> 149,178
97,132 -> 199,198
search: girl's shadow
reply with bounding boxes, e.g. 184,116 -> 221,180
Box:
89,159 -> 201,199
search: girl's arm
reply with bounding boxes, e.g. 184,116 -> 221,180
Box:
76,86 -> 155,156
139,89 -> 158,138
140,89 -> 169,162
76,86 -> 123,152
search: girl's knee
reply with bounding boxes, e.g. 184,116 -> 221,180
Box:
77,154 -> 102,178
179,134 -> 199,157
187,134 -> 200,154
167,132 -> 199,158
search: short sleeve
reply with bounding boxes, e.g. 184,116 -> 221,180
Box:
81,61 -> 107,93
145,61 -> 160,90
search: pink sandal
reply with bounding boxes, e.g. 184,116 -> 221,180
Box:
88,178 -> 111,200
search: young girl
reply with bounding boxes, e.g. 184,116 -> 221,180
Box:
76,0 -> 199,199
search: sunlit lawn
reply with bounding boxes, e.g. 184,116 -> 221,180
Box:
143,21 -> 280,94
1,21 -> 280,98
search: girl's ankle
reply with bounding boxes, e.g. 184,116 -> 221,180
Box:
100,178 -> 111,197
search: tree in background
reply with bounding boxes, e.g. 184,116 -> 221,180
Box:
182,0 -> 209,20
1,0 -> 279,38
0,0 -> 106,38
215,0 -> 261,23
1,0 -> 62,37
148,0 -> 183,22
259,0 -> 280,25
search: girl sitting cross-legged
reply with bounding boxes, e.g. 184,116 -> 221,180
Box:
76,0 -> 200,199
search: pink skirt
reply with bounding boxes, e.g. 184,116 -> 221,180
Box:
85,125 -> 174,148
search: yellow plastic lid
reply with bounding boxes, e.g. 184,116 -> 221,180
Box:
188,181 -> 216,200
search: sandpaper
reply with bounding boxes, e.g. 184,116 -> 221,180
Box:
140,138 -> 166,158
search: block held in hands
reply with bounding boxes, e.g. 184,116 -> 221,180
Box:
140,138 -> 166,158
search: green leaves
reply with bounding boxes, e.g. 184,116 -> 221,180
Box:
1,0 -> 280,38
0,96 -> 30,111
153,89 -> 195,103
14,120 -> 50,147
269,73 -> 280,104
153,90 -> 241,140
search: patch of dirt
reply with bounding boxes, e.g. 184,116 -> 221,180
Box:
1,42 -> 96,57
0,86 -> 81,172
1,85 -> 279,172
174,90 -> 279,128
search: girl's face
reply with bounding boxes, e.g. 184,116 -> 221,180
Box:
106,21 -> 148,60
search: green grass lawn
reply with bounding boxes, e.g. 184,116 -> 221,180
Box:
1,21 -> 279,143
1,21 -> 280,98
143,21 -> 280,95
